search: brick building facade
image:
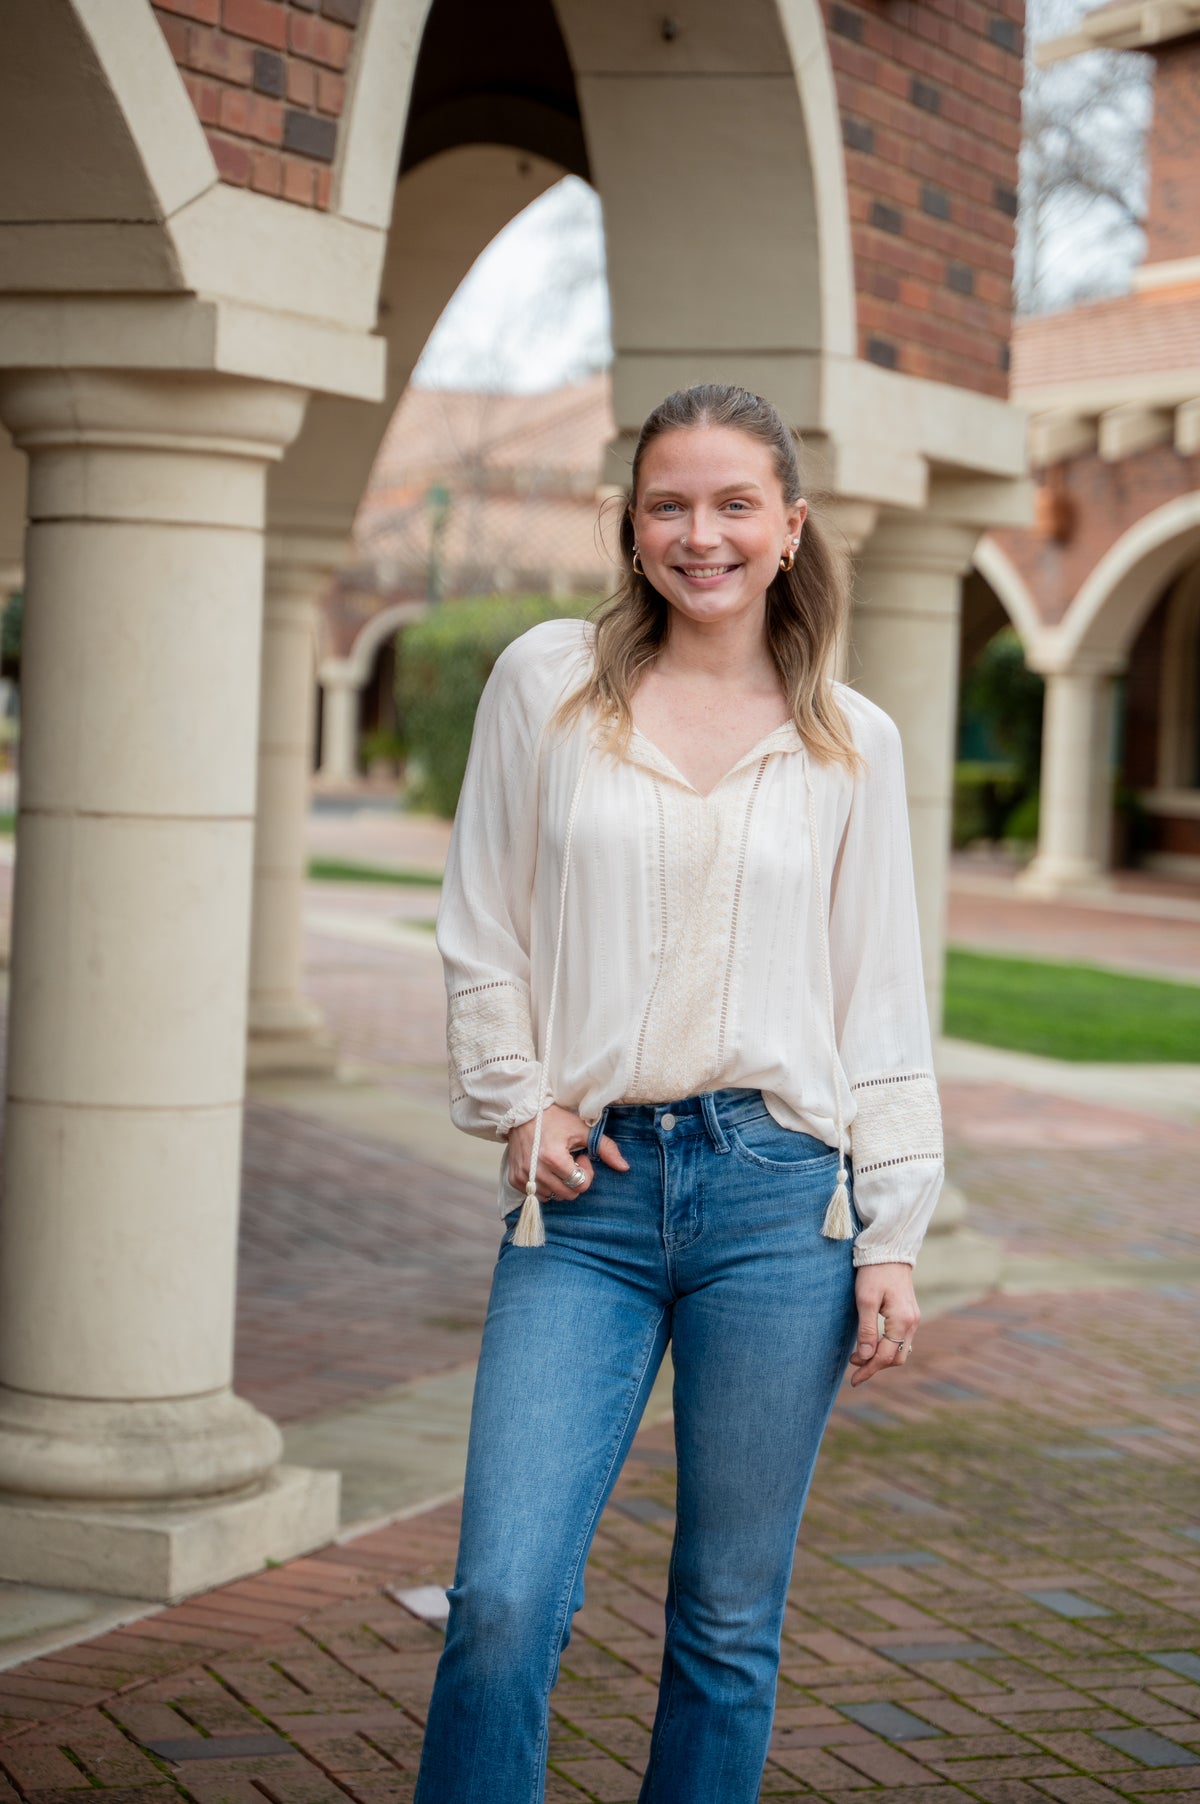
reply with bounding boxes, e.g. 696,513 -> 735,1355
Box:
976,3 -> 1200,885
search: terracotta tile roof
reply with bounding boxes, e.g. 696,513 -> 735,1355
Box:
353,376 -> 618,591
1012,285 -> 1200,392
362,374 -> 614,496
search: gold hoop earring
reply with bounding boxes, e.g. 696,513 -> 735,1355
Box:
632,547 -> 646,577
779,545 -> 796,572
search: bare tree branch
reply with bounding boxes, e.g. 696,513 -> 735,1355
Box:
1016,0 -> 1151,315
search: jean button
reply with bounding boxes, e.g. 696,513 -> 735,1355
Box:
661,1112 -> 676,1130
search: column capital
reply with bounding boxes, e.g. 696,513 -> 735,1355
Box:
0,295 -> 383,402
318,657 -> 360,690
820,498 -> 879,556
265,528 -> 351,599
1026,650 -> 1127,679
857,509 -> 981,578
0,369 -> 309,530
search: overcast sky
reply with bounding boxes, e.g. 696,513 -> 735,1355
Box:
413,176 -> 612,395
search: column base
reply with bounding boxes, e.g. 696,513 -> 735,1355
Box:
914,1182 -> 1004,1316
247,997 -> 338,1076
0,1387 -> 284,1501
0,1463 -> 340,1602
247,1024 -> 339,1077
1015,856 -> 1113,898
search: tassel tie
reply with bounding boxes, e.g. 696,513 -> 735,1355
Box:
803,748 -> 854,1241
513,745 -> 592,1248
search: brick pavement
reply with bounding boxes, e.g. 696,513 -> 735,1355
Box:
1,1281 -> 1198,1802
0,817 -> 1198,1797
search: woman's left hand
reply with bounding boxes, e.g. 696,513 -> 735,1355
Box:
848,1263 -> 920,1385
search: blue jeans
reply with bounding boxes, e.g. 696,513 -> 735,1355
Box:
413,1087 -> 860,1804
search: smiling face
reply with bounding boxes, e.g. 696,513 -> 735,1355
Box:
630,425 -> 807,629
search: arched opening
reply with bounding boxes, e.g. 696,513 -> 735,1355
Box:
1121,561 -> 1200,876
306,0 -> 850,793
399,0 -> 588,178
954,569 -> 1046,861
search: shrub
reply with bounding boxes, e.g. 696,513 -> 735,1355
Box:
1003,789 -> 1039,842
952,761 -> 1025,848
960,627 -> 1044,791
396,594 -> 596,817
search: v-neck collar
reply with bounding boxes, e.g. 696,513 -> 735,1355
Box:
622,719 -> 803,799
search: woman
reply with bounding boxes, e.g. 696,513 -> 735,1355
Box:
416,384 -> 944,1804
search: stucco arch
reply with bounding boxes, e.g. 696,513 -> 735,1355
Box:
334,0 -> 852,366
972,535 -> 1046,655
0,1 -> 212,263
345,599 -> 430,688
334,0 -> 429,231
1052,493 -> 1200,671
269,144 -> 565,537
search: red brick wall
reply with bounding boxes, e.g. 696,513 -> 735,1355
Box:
990,444 -> 1200,627
821,0 -> 1022,398
152,0 -> 362,208
1143,40 -> 1200,266
152,0 -> 1023,398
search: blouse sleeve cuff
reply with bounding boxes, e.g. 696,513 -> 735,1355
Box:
446,977 -> 552,1139
847,1069 -> 945,1268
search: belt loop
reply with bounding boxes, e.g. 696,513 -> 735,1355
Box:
587,1107 -> 610,1160
700,1090 -> 730,1154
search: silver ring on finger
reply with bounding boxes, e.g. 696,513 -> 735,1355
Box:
568,1166 -> 585,1186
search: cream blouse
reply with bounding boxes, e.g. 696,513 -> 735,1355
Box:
435,617 -> 945,1267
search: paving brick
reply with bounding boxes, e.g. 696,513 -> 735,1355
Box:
0,1741 -> 90,1791
1025,1591 -> 1114,1620
840,1702 -> 946,1740
1154,1655 -> 1200,1683
835,1737 -> 943,1783
1098,1731 -> 1200,1768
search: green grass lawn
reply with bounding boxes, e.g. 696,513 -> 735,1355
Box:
945,946 -> 1200,1063
306,858 -> 442,888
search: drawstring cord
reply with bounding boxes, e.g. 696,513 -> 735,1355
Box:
513,745 -> 592,1248
803,747 -> 854,1240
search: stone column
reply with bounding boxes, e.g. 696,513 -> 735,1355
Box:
248,535 -> 342,1075
0,370 -> 338,1599
851,511 -> 1000,1305
0,563 -> 20,851
821,499 -> 878,684
1018,658 -> 1121,896
851,512 -> 980,1033
315,660 -> 361,786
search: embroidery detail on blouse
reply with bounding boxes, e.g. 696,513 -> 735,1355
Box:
619,756 -> 770,1103
447,978 -> 535,1082
849,1071 -> 943,1178
716,754 -> 769,1070
852,1070 -> 936,1091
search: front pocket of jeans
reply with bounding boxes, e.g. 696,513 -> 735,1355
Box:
728,1118 -> 840,1174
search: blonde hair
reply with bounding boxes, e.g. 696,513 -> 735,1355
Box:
552,383 -> 864,775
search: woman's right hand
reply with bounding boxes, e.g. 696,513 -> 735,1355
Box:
507,1103 -> 630,1201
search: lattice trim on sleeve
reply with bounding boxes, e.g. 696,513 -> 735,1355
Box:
849,1071 -> 943,1177
447,978 -> 536,1080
